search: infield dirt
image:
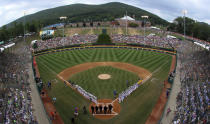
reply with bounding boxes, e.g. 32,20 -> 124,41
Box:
58,62 -> 151,81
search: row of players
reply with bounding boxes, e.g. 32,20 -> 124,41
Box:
90,104 -> 113,114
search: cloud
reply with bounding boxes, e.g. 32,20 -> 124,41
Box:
0,0 -> 209,27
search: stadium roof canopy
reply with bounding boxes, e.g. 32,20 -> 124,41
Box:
120,16 -> 135,21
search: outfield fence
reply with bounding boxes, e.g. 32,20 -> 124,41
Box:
33,45 -> 177,57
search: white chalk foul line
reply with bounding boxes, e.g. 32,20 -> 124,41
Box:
93,113 -> 118,116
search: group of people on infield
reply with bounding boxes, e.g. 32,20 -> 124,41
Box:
68,80 -> 98,104
91,104 -> 113,114
118,82 -> 140,103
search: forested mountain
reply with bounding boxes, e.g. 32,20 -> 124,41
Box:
7,2 -> 169,27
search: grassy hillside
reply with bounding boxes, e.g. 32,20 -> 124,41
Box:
8,2 -> 168,27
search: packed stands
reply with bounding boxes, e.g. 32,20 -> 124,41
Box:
34,35 -> 97,52
0,46 -> 38,123
111,34 -> 180,49
33,34 -> 180,52
173,41 -> 209,124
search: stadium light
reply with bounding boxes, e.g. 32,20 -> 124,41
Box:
60,16 -> 67,38
182,10 -> 187,41
126,11 -> 128,35
141,15 -> 149,42
24,11 -> 26,42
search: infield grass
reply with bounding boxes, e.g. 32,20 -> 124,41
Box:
69,66 -> 139,99
36,48 -> 172,124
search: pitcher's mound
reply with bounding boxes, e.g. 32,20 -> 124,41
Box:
98,74 -> 111,80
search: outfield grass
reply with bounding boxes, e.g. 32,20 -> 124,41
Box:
36,48 -> 172,124
70,66 -> 139,99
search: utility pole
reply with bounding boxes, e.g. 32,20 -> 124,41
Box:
24,11 -> 26,42
141,15 -> 149,42
182,10 -> 187,41
60,16 -> 67,38
126,11 -> 128,35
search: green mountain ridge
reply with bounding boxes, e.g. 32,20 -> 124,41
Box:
7,2 -> 169,27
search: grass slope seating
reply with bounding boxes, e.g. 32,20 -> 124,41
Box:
96,34 -> 113,45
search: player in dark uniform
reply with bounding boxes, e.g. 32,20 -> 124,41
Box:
99,105 -> 103,114
91,105 -> 94,114
108,104 -> 113,114
95,105 -> 99,114
104,105 -> 108,114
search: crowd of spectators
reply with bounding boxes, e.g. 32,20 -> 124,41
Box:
111,34 -> 180,49
34,35 -> 97,52
173,41 -> 209,124
0,46 -> 38,123
33,34 -> 181,52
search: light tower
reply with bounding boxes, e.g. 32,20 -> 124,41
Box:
182,10 -> 187,41
24,11 -> 26,42
59,16 -> 67,38
141,15 -> 149,42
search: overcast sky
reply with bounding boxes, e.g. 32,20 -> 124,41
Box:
0,0 -> 209,27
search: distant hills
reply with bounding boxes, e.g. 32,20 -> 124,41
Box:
7,2 -> 169,27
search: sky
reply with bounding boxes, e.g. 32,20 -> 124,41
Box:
0,0 -> 209,27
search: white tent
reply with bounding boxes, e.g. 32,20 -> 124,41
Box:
148,33 -> 156,37
120,16 -> 135,21
167,35 -> 177,39
150,26 -> 160,30
3,43 -> 15,48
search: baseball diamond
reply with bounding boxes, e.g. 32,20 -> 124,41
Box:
35,47 -> 173,123
1,2 -> 209,124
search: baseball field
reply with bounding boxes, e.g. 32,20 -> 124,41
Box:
36,48 -> 172,124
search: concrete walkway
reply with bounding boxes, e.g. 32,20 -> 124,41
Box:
160,59 -> 181,124
28,62 -> 50,124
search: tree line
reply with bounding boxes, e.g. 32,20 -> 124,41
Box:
168,17 -> 210,42
0,21 -> 43,42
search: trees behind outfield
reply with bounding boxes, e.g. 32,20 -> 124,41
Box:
96,34 -> 113,45
168,17 -> 210,42
128,23 -> 139,27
